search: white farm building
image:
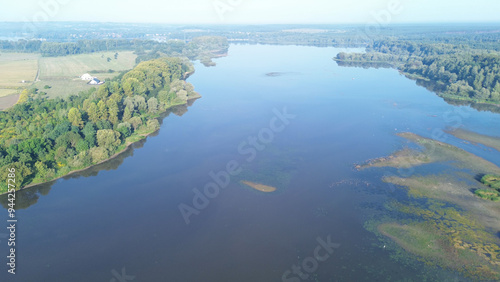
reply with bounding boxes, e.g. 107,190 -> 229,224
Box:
81,73 -> 104,85
80,73 -> 93,81
89,78 -> 104,85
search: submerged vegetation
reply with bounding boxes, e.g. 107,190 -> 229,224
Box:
0,57 -> 199,193
378,200 -> 500,280
360,132 -> 500,279
361,132 -> 500,175
448,129 -> 500,152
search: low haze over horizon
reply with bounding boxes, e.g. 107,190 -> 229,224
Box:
1,0 -> 499,25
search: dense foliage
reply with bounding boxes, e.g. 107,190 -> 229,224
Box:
481,174 -> 500,189
474,175 -> 500,201
0,36 -> 229,61
0,57 -> 199,192
335,40 -> 500,104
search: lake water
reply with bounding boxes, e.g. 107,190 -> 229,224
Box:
2,44 -> 500,281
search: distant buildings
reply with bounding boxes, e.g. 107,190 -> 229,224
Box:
80,73 -> 104,85
89,78 -> 103,85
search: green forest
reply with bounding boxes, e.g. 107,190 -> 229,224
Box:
335,40 -> 500,105
0,36 -> 229,63
0,57 -> 199,193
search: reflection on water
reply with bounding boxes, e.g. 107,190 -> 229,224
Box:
1,45 -> 499,282
336,60 -> 500,115
334,60 -> 394,69
0,101 -> 198,210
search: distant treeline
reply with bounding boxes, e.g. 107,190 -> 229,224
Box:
335,40 -> 500,104
134,36 -> 229,65
0,39 -> 148,55
0,36 -> 229,60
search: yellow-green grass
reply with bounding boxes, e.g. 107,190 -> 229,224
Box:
448,128 -> 500,152
481,174 -> 500,189
35,51 -> 137,98
384,174 -> 500,230
0,53 -> 39,100
378,220 -> 500,280
39,51 -> 137,79
0,52 -> 39,63
33,79 -> 97,98
358,147 -> 431,169
0,56 -> 39,87
362,132 -> 500,175
363,132 -> 500,279
0,89 -> 19,98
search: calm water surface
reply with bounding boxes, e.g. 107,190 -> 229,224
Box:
1,44 -> 499,281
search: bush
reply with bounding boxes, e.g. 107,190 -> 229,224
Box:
89,147 -> 109,163
474,189 -> 500,201
146,119 -> 160,131
481,174 -> 500,189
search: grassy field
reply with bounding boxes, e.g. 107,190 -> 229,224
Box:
0,89 -> 18,98
39,51 -> 136,79
33,80 -> 96,98
36,51 -> 137,98
0,52 -> 39,100
0,94 -> 21,110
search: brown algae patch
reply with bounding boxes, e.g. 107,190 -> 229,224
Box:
448,128 -> 500,152
240,181 -> 277,192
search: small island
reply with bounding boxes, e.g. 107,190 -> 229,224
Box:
240,181 -> 277,192
475,174 -> 500,201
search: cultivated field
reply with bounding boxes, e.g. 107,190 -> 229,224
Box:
0,94 -> 21,110
0,52 -> 39,99
36,51 -> 137,98
39,51 -> 136,79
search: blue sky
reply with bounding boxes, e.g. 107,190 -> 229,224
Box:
1,0 -> 499,24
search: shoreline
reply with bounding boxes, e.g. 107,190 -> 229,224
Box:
334,58 -> 500,109
6,97 -> 199,195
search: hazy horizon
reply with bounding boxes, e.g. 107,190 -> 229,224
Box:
1,0 -> 499,25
